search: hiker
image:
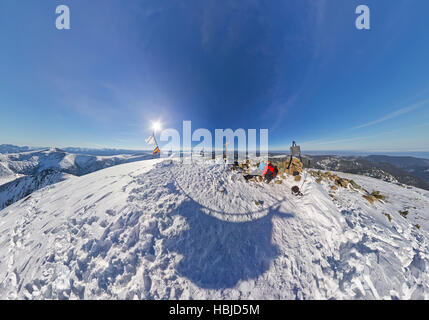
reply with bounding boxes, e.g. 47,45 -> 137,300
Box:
262,161 -> 276,183
259,161 -> 266,171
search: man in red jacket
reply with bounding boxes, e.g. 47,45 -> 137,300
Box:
262,161 -> 276,183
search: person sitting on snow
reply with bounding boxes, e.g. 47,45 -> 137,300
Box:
262,161 -> 276,183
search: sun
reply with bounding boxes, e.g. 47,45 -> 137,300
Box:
152,121 -> 162,132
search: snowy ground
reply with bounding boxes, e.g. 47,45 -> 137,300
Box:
0,158 -> 428,300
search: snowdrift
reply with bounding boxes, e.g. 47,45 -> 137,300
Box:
0,158 -> 428,299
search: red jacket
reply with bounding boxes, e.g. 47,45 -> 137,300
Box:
262,164 -> 275,176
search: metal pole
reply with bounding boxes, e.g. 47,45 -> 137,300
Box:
152,131 -> 160,157
153,131 -> 159,148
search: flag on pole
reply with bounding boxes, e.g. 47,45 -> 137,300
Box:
146,134 -> 160,155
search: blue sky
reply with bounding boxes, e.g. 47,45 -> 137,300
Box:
1,0 -> 428,152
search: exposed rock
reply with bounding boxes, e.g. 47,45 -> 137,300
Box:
371,190 -> 385,200
399,210 -> 409,219
275,157 -> 304,176
336,178 -> 349,188
363,195 -> 376,204
309,170 -> 318,177
349,180 -> 361,190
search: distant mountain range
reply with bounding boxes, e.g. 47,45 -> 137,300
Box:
0,144 -> 149,156
0,147 -> 153,209
300,154 -> 429,191
0,144 -> 38,154
61,147 -> 150,156
366,155 -> 429,184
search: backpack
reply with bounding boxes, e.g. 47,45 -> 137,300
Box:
291,186 -> 303,196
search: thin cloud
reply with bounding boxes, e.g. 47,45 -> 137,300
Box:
352,98 -> 429,130
300,127 -> 407,151
302,131 -> 394,147
303,135 -> 370,147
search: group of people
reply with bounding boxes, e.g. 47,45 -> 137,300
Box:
245,159 -> 303,196
259,160 -> 277,183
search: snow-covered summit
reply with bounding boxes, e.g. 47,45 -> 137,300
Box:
0,158 -> 428,299
0,148 -> 153,210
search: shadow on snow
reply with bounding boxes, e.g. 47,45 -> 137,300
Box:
163,168 -> 294,289
126,163 -> 295,290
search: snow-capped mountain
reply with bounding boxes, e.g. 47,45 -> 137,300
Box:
63,147 -> 151,156
0,148 -> 153,210
0,158 -> 428,300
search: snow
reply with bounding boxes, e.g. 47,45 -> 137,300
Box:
0,148 -> 154,210
0,148 -> 153,179
0,158 -> 428,300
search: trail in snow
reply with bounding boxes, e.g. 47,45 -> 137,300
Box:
0,159 -> 428,299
